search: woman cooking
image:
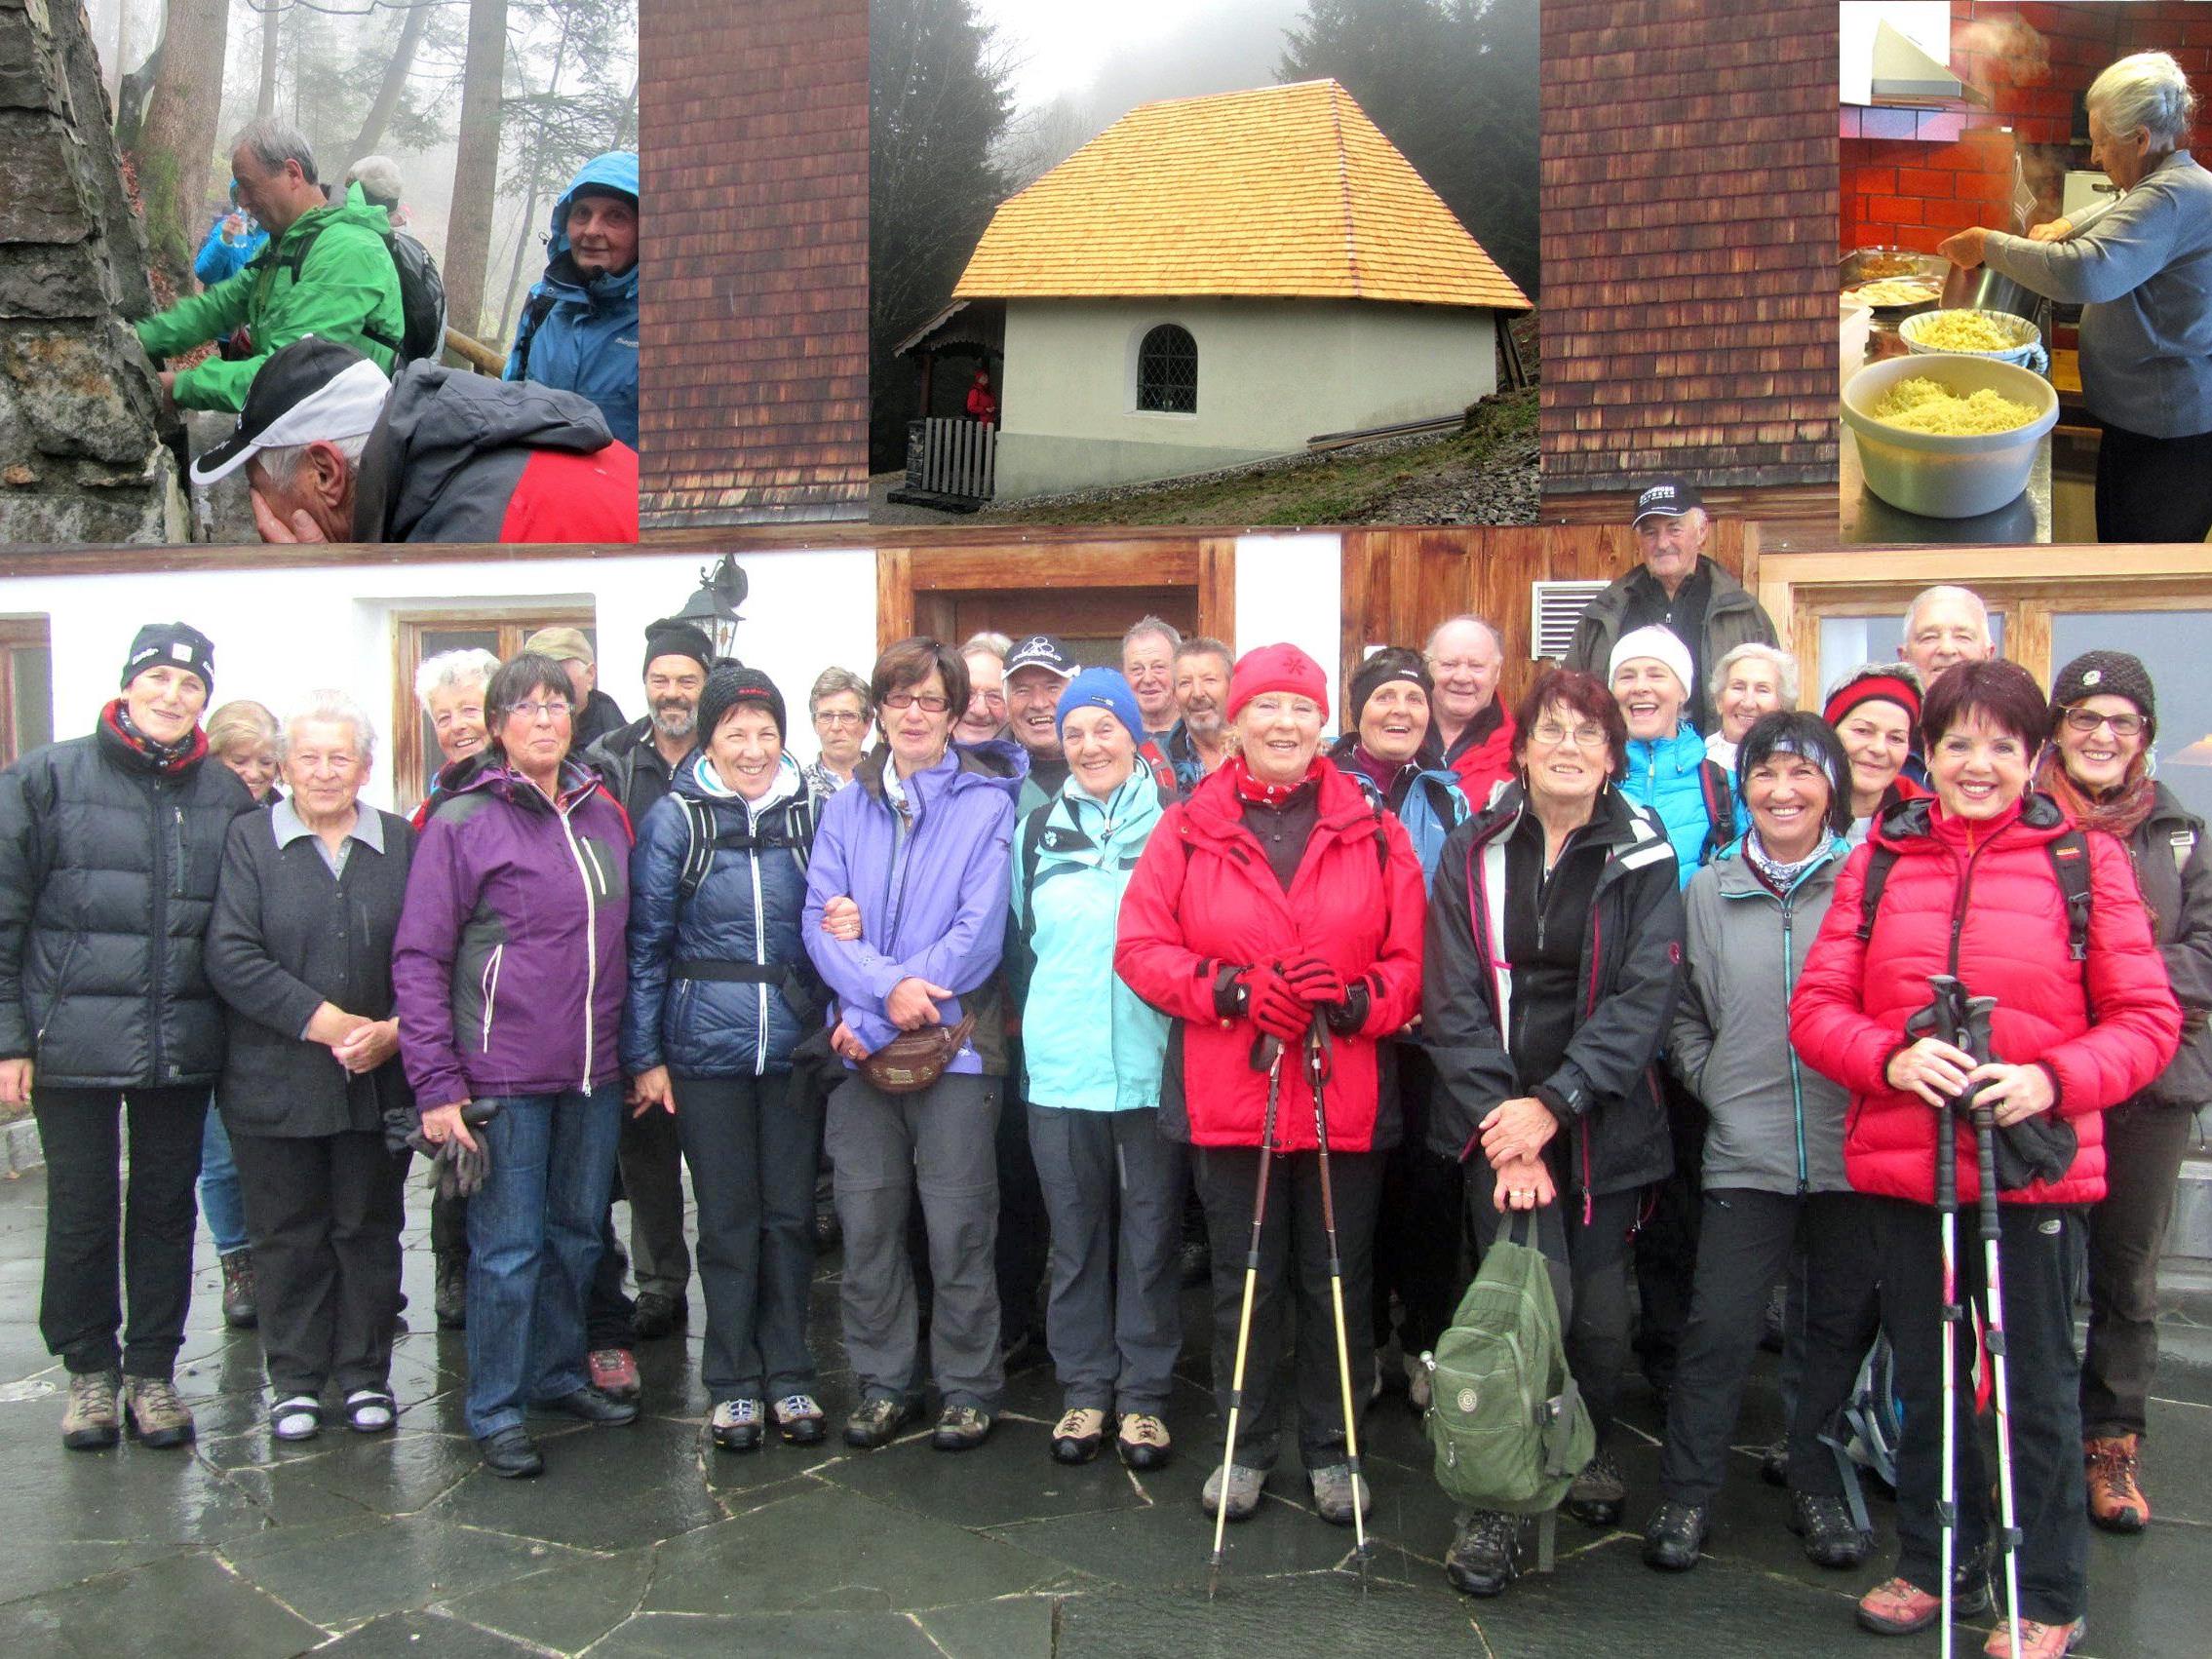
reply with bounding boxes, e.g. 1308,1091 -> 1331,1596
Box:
1939,51 -> 2212,543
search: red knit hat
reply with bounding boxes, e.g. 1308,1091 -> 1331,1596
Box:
1226,642 -> 1329,721
1823,668 -> 1922,730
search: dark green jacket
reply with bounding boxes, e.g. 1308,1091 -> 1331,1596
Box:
136,181 -> 404,411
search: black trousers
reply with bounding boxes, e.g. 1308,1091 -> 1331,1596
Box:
1872,1195 -> 2089,1625
2082,1100 -> 2197,1439
1633,1078 -> 1705,1391
995,1045 -> 1050,1343
1193,1144 -> 1381,1467
430,1188 -> 469,1259
1467,1162 -> 1639,1449
34,1085 -> 208,1377
1658,1188 -> 1882,1507
1370,1047 -> 1464,1355
229,1129 -> 408,1396
2094,418 -> 2212,543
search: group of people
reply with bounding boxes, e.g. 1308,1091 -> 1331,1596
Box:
137,119 -> 640,546
1,491 -> 2203,1659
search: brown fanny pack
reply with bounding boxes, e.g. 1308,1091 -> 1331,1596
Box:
861,1013 -> 977,1094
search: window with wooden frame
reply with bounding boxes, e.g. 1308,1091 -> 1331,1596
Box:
1136,325 -> 1198,414
0,618 -> 53,769
393,610 -> 595,811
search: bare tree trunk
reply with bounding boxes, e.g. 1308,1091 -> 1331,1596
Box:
256,0 -> 279,119
347,6 -> 430,161
133,0 -> 229,292
442,0 -> 508,342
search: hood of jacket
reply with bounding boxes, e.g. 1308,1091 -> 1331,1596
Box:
274,179 -> 392,259
854,737 -> 1026,806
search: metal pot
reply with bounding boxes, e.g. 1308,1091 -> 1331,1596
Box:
1941,261 -> 2042,323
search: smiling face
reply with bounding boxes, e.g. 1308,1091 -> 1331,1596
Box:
283,717 -> 370,822
1611,657 -> 1687,742
709,705 -> 783,800
126,665 -> 208,747
426,680 -> 488,765
1836,698 -> 1913,814
1521,700 -> 1610,813
1062,705 -> 1137,799
953,651 -> 1006,745
1634,509 -> 1707,596
1005,666 -> 1067,760
1744,752 -> 1830,863
565,190 -> 639,277
812,689 -> 867,771
1425,620 -> 1502,734
1359,679 -> 1429,766
1121,631 -> 1177,730
643,653 -> 706,745
1174,650 -> 1231,740
219,738 -> 280,802
1928,709 -> 2032,822
1719,657 -> 1785,744
1235,693 -> 1324,787
2055,692 -> 2147,796
1901,595 -> 1993,683
880,668 -> 953,774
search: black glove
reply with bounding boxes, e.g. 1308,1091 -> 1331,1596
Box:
407,1101 -> 501,1199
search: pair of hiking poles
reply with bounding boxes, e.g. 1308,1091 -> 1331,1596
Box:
1208,1017 -> 1372,1598
1915,972 -> 2023,1659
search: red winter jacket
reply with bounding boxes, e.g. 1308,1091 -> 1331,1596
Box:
1791,792 -> 2181,1208
1445,706 -> 1517,812
1114,760 -> 1425,1152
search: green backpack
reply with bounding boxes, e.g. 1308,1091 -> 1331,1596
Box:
1422,1211 -> 1596,1565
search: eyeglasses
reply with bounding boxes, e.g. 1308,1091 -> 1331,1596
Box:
1530,720 -> 1610,750
881,693 -> 951,714
815,710 -> 867,727
506,699 -> 572,723
2062,707 -> 2145,739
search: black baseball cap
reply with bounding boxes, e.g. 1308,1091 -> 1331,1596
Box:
189,336 -> 392,485
1004,635 -> 1076,680
1632,476 -> 1705,523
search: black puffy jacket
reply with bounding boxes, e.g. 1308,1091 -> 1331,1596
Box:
0,716 -> 255,1088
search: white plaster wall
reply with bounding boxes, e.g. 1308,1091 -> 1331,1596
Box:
1231,532 -> 1344,729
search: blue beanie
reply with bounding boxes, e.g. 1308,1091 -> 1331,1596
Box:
1056,667 -> 1143,741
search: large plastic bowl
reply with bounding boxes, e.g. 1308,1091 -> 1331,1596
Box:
1900,308 -> 2048,375
1842,354 -> 2059,519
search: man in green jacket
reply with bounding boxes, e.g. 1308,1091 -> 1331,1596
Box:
136,120 -> 404,413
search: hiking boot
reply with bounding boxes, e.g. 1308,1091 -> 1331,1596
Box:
1759,1438 -> 1789,1487
1199,1461 -> 1265,1522
1983,1617 -> 2086,1658
844,1395 -> 918,1449
589,1347 -> 640,1401
434,1252 -> 467,1330
1052,1408 -> 1106,1464
120,1375 -> 195,1448
536,1385 -> 639,1426
2084,1434 -> 2149,1533
631,1292 -> 687,1341
1790,1489 -> 1872,1568
1116,1412 -> 1172,1471
1445,1510 -> 1521,1598
710,1399 -> 764,1452
218,1250 -> 257,1329
1856,1563 -> 1993,1636
60,1368 -> 121,1451
1641,1501 -> 1707,1571
477,1425 -> 543,1479
773,1393 -> 826,1446
1562,1449 -> 1625,1527
1308,1462 -> 1372,1525
1406,1351 -> 1432,1413
933,1403 -> 993,1451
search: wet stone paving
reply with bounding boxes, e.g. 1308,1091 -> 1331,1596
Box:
0,1167 -> 2208,1657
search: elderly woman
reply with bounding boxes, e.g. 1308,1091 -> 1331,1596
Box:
1610,626 -> 1727,888
1704,643 -> 1798,774
1794,660 -> 2181,1658
205,694 -> 414,1441
1423,667 -> 1684,1598
802,638 -> 1022,1453
1118,643 -> 1424,1528
0,624 -> 252,1451
625,666 -> 828,1453
201,698 -> 284,1331
1823,663 -> 1926,844
1939,52 -> 2212,543
1643,712 -> 1881,1575
803,666 -> 872,795
1008,670 -> 1178,1469
2032,652 -> 2212,1534
394,652 -> 636,1479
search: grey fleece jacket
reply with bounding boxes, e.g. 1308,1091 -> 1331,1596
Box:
1669,836 -> 1852,1196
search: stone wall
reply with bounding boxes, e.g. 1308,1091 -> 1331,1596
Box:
0,0 -> 185,544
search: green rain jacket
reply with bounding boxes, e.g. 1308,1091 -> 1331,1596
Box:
136,182 -> 405,411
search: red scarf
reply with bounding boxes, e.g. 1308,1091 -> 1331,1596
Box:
101,699 -> 208,775
1226,752 -> 1326,807
2033,748 -> 2158,840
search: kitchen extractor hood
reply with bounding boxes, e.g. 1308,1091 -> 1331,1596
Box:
1869,18 -> 1986,108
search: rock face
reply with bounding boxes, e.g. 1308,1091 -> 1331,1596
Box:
0,0 -> 185,545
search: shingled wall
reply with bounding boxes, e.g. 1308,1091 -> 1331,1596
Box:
1539,0 -> 1838,492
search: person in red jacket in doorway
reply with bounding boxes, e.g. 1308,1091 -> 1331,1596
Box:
1423,615 -> 1516,810
1792,659 -> 2181,1659
1115,642 -> 1424,1532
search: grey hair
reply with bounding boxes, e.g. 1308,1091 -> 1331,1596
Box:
257,431 -> 369,489
2088,51 -> 2195,149
808,665 -> 872,718
1424,613 -> 1506,657
232,118 -> 319,184
1174,634 -> 1233,669
1710,641 -> 1801,707
280,689 -> 378,763
413,647 -> 500,714
1122,615 -> 1182,652
1902,584 -> 1991,640
960,631 -> 1012,662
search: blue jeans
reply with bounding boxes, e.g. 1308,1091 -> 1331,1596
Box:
199,1108 -> 251,1257
462,1085 -> 622,1438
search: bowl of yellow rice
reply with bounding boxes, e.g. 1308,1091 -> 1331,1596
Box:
1842,353 -> 2059,518
1899,307 -> 2048,374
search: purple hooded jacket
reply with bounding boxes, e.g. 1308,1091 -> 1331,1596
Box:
802,741 -> 1022,1073
394,756 -> 632,1109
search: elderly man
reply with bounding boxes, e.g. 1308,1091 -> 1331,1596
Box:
523,626 -> 628,751
1007,635 -> 1076,818
1898,584 -> 1997,684
193,338 -> 639,545
1164,636 -> 1233,795
1423,614 -> 1517,810
136,121 -> 404,412
953,633 -> 1011,746
506,152 -> 640,447
1121,617 -> 1182,746
1565,477 -> 1778,734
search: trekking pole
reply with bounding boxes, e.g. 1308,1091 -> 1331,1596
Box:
1209,1036 -> 1285,1601
1960,993 -> 2023,1659
1305,1018 -> 1372,1587
1918,975 -> 1966,1659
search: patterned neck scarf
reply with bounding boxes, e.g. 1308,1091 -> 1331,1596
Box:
1226,752 -> 1325,807
1742,827 -> 1827,893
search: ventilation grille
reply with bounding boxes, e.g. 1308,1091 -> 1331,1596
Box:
1530,581 -> 1610,660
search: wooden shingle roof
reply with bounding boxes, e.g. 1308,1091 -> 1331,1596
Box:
952,80 -> 1530,311
1538,0 -> 1838,492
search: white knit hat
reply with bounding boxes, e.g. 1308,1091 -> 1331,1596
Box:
1608,625 -> 1695,700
